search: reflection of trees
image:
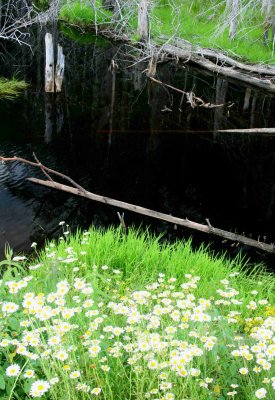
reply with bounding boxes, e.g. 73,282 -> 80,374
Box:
1,25 -> 275,255
213,132 -> 275,239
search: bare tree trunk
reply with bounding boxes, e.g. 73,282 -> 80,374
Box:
45,32 -> 55,93
229,0 -> 239,40
137,0 -> 149,41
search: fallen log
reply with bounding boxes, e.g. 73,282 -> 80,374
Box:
170,38 -> 275,77
217,128 -> 275,134
1,155 -> 274,254
27,177 -> 275,254
161,44 -> 275,92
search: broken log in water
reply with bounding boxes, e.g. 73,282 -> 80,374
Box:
27,177 -> 275,254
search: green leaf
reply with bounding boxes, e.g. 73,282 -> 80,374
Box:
0,373 -> 5,390
9,317 -> 20,331
24,379 -> 33,394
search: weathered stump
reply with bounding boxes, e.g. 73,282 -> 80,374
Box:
55,45 -> 65,93
45,33 -> 55,92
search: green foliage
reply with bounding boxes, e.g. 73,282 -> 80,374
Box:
33,0 -> 50,11
59,1 -> 113,26
59,0 -> 274,64
150,0 -> 275,64
0,78 -> 28,100
0,226 -> 274,399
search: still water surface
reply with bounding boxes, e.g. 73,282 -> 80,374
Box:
0,27 -> 275,265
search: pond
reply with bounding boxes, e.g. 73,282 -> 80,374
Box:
1,25 -> 275,267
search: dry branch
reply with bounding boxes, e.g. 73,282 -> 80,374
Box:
0,155 -> 87,192
1,155 -> 274,253
149,77 -> 225,108
217,128 -> 275,134
27,178 -> 275,254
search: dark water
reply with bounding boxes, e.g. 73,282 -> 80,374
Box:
1,25 -> 275,266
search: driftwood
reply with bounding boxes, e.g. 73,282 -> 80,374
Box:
0,155 -> 274,254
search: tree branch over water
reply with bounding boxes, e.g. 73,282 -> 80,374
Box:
1,155 -> 274,254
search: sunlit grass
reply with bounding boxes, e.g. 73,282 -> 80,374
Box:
0,78 -> 28,100
59,0 -> 275,64
0,226 -> 275,399
151,4 -> 275,64
59,1 -> 113,26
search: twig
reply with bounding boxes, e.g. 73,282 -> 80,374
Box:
0,156 -> 87,193
33,153 -> 53,182
117,212 -> 127,233
149,76 -> 225,108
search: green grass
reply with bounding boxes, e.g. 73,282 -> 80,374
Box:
59,1 -> 113,26
59,0 -> 275,64
0,78 -> 28,100
150,3 -> 275,64
0,225 -> 275,399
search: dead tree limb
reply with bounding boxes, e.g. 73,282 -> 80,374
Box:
160,44 -> 275,93
26,178 -> 275,254
217,128 -> 275,134
149,77 -> 225,108
0,156 -> 87,193
1,155 -> 274,253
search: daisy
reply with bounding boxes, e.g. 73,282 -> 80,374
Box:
91,387 -> 102,395
70,371 -> 81,379
6,364 -> 21,377
29,380 -> 50,397
255,388 -> 267,399
24,369 -> 35,379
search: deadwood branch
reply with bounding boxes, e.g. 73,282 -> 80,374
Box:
1,156 -> 274,254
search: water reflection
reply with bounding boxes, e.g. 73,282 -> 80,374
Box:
0,25 -> 275,265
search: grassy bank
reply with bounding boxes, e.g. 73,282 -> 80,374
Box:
58,0 -> 275,64
0,78 -> 28,100
0,226 -> 275,399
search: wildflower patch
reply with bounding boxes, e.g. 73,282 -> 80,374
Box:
0,228 -> 275,399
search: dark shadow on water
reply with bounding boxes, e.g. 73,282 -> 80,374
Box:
0,24 -> 275,270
